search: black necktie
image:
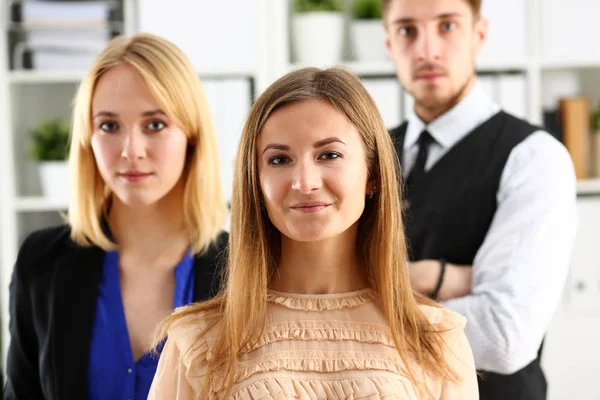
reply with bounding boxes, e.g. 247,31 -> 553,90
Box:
406,130 -> 434,186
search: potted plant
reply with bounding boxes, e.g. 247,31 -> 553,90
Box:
28,118 -> 70,202
291,0 -> 345,65
350,0 -> 387,61
591,103 -> 600,177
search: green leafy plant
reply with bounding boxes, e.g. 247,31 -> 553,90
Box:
293,0 -> 343,13
28,119 -> 70,161
593,102 -> 600,132
352,0 -> 382,19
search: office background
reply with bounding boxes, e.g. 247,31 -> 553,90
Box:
0,1 -> 599,398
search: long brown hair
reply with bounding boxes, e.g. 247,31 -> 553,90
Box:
156,67 -> 457,396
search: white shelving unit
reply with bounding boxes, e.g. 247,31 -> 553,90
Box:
1,0 -> 600,397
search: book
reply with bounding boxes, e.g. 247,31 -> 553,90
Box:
559,96 -> 591,179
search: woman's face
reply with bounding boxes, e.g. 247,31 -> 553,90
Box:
91,63 -> 189,207
258,98 -> 372,243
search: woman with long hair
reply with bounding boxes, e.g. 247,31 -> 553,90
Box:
149,67 -> 477,399
5,33 -> 228,400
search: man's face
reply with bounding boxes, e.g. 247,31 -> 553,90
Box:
385,0 -> 487,113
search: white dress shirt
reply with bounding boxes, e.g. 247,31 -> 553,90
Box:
403,81 -> 578,375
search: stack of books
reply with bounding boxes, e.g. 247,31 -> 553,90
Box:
13,0 -> 115,70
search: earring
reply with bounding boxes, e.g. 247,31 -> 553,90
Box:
368,187 -> 376,199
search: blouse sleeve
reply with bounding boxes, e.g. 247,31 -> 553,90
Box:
439,320 -> 479,399
148,337 -> 197,400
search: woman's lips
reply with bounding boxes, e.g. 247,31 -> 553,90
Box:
290,202 -> 332,213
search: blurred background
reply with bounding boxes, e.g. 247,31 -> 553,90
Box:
0,0 -> 599,398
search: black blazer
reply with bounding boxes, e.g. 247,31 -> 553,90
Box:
3,225 -> 228,400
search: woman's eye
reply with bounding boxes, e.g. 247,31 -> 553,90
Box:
268,155 -> 291,165
147,120 -> 166,131
318,151 -> 342,161
99,121 -> 118,132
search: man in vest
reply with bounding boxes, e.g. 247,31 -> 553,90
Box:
383,0 -> 577,398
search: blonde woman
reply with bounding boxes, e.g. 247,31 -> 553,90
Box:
149,67 -> 478,399
5,33 -> 229,400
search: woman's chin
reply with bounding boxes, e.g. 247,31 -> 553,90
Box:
281,227 -> 337,243
112,192 -> 162,209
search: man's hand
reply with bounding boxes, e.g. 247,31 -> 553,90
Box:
408,260 -> 473,301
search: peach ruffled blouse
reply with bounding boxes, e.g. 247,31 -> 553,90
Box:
148,288 -> 478,399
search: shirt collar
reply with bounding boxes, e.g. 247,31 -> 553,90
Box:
404,80 -> 501,150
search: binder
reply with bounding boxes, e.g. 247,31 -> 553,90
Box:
559,96 -> 591,179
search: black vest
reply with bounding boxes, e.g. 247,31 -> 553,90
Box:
390,111 -> 547,400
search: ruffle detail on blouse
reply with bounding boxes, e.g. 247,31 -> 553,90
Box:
233,350 -> 405,383
183,351 -> 410,396
226,376 -> 417,400
242,320 -> 395,352
266,288 -> 376,311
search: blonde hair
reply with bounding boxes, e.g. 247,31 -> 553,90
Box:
157,67 -> 457,396
67,32 -> 227,254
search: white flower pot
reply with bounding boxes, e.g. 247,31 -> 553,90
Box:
292,12 -> 345,66
38,161 -> 68,202
350,19 -> 388,61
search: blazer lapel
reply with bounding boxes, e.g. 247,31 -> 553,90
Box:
192,252 -> 222,302
51,244 -> 104,399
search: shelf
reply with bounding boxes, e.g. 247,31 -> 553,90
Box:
287,59 -> 529,78
286,61 -> 394,77
577,179 -> 600,196
541,59 -> 600,70
334,60 -> 395,77
9,68 -> 257,85
9,70 -> 86,84
14,196 -> 68,212
196,68 -> 257,79
476,60 -> 529,72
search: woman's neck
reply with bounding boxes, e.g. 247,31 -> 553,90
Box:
270,223 -> 367,294
107,187 -> 189,269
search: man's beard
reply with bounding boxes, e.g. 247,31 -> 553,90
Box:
413,73 -> 475,115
